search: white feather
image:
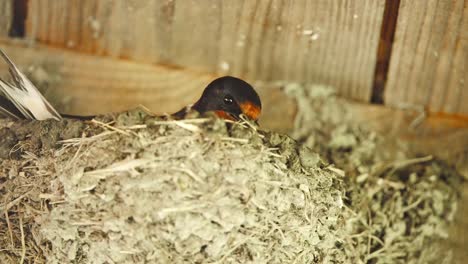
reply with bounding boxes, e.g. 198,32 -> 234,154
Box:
0,48 -> 61,121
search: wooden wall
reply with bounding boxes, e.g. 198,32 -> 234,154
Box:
24,0 -> 386,102
0,0 -> 467,117
385,0 -> 468,115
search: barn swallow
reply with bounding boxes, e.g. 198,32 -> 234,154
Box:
0,48 -> 262,122
173,76 -> 261,122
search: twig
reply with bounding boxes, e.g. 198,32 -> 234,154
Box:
391,155 -> 433,169
220,137 -> 249,143
173,121 -> 201,132
152,119 -> 208,132
19,215 -> 26,264
67,132 -> 86,169
137,104 -> 156,116
119,124 -> 147,130
401,197 -> 424,213
366,209 -> 372,259
0,190 -> 32,212
91,119 -> 132,136
326,166 -> 346,177
59,131 -> 116,145
84,159 -> 154,176
172,167 -> 203,183
70,221 -> 102,226
238,115 -> 264,138
217,238 -> 251,263
4,210 -> 14,248
373,155 -> 433,177
152,118 -> 210,125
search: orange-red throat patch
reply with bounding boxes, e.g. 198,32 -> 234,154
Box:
215,110 -> 236,121
214,101 -> 261,121
239,101 -> 261,121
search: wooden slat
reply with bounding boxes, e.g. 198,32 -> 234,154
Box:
1,40 -> 465,163
0,41 -> 296,132
23,0 -> 385,102
170,0 -> 221,72
0,0 -> 13,37
385,0 -> 468,115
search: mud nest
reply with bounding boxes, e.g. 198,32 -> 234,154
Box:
0,86 -> 463,264
1,110 -> 347,263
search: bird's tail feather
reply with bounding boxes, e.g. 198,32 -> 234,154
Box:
0,48 -> 62,121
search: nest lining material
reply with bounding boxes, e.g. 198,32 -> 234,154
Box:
282,83 -> 461,264
0,84 -> 462,264
1,111 -> 347,263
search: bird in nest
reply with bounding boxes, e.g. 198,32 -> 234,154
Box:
0,48 -> 262,123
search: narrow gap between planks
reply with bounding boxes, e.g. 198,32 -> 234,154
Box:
371,0 -> 401,104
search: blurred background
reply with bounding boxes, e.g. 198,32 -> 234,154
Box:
0,0 -> 467,262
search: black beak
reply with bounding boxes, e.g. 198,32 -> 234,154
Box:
228,112 -> 240,121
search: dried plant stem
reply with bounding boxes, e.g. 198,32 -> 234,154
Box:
19,215 -> 26,264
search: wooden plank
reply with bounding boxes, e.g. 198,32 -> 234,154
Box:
385,0 -> 468,115
1,39 -> 465,164
170,0 -> 221,72
104,0 -> 177,63
23,0 -> 386,102
0,40 -> 209,114
0,0 -> 13,37
0,40 -> 296,132
1,39 -> 466,146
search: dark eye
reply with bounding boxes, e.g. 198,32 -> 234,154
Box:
223,95 -> 234,105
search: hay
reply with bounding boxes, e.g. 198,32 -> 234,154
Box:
0,86 -> 463,263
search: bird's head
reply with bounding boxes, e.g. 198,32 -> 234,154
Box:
193,76 -> 261,121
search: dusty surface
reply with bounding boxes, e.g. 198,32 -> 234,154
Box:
0,87 -> 464,264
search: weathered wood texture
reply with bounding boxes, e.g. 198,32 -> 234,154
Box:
24,0 -> 385,102
0,0 -> 13,37
0,41 -> 296,132
1,40 -> 466,155
385,0 -> 468,115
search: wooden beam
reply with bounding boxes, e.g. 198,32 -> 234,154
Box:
0,40 -> 296,132
0,40 -> 466,175
23,0 -> 386,102
385,0 -> 468,115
